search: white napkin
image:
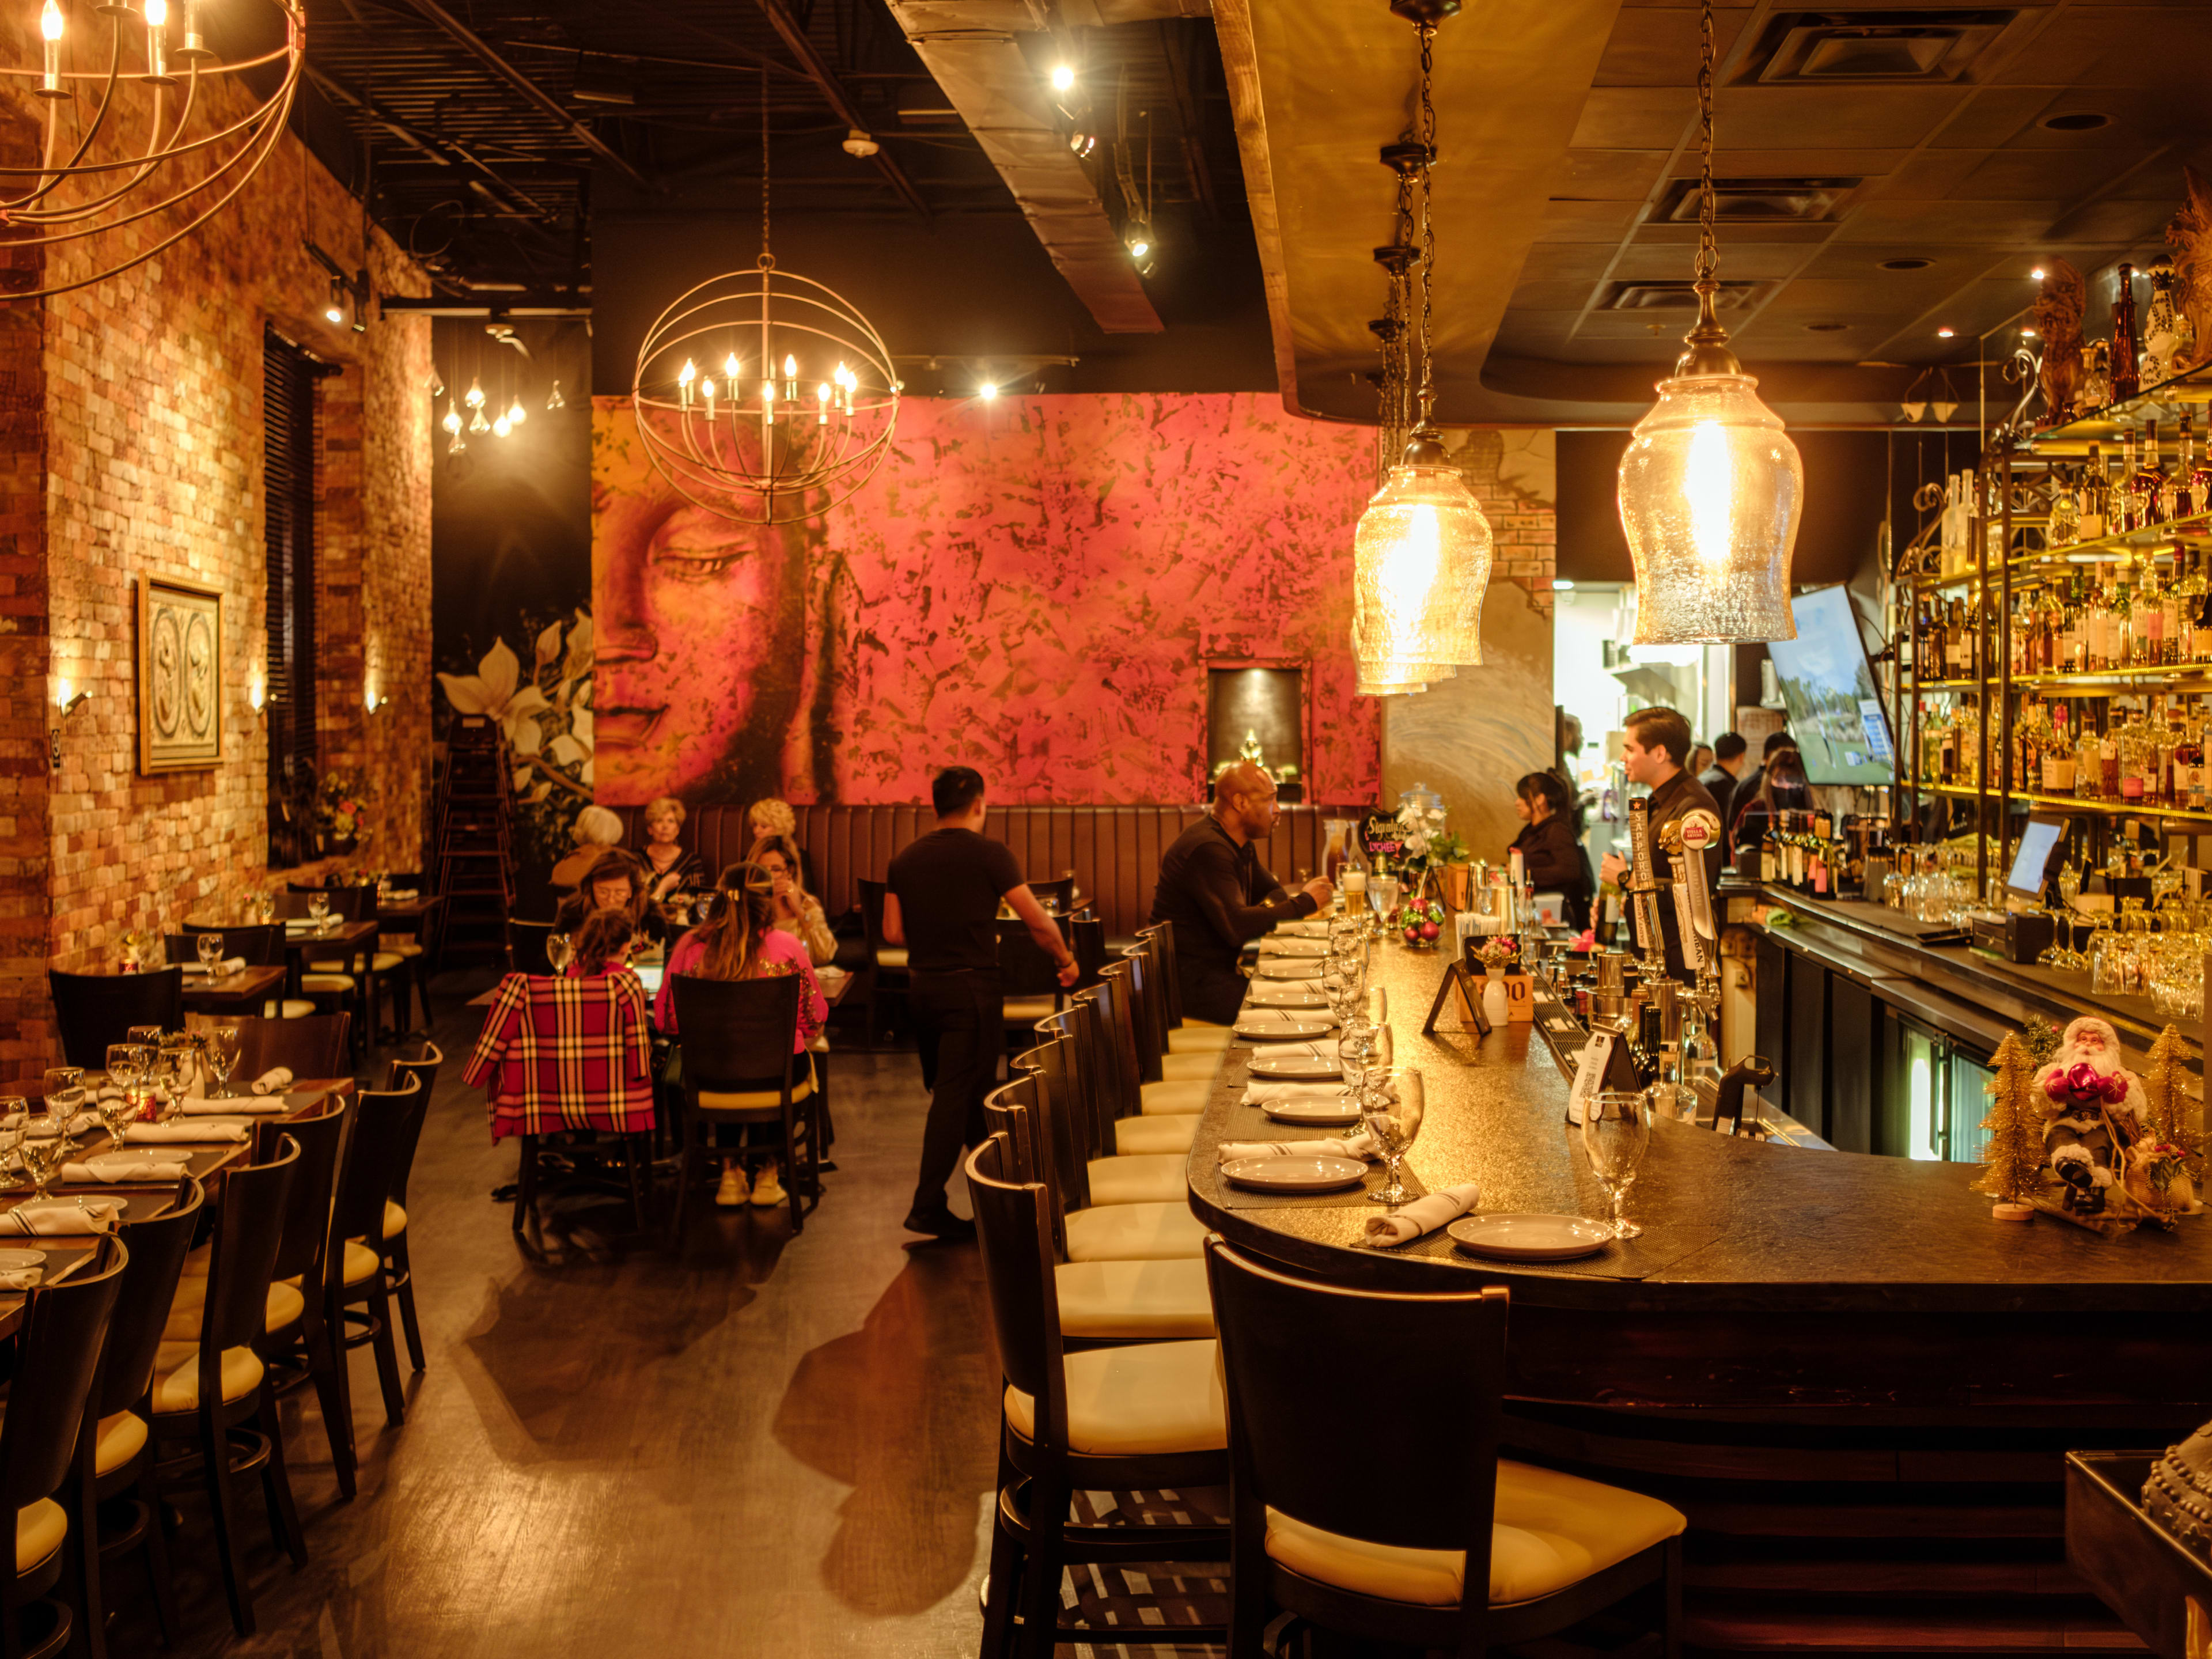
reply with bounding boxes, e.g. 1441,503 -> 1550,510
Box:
1242,1081 -> 1355,1107
1219,1132 -> 1381,1164
1257,938 -> 1329,957
63,1152 -> 192,1185
1363,1183 -> 1483,1248
1256,960 -> 1323,980
1247,986 -> 1328,1008
2,1200 -> 119,1236
121,1122 -> 248,1145
1272,920 -> 1332,938
1244,1042 -> 1333,1062
182,1097 -> 287,1116
1236,1006 -> 1339,1032
249,1068 -> 294,1096
183,957 -> 247,978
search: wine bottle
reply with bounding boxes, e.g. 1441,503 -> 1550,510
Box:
2078,445 -> 2109,540
2136,419 -> 2167,528
2112,262 -> 2142,402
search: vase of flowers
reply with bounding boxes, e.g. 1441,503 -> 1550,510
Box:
316,772 -> 373,856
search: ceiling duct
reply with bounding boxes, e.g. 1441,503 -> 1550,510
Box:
1741,9 -> 2023,85
1603,279 -> 1771,312
1656,176 -> 1861,225
884,0 -> 1207,334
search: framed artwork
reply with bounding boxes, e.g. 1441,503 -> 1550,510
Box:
138,572 -> 223,773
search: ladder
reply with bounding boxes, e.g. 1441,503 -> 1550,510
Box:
434,713 -> 517,964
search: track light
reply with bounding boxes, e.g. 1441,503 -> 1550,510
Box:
1124,220 -> 1153,260
324,278 -> 344,325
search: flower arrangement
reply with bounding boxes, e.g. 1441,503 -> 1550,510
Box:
316,772 -> 373,849
1382,801 -> 1468,882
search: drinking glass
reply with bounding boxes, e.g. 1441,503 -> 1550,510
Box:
308,891 -> 331,929
151,1037 -> 191,1122
97,1057 -> 143,1146
104,1043 -> 145,1099
126,1024 -> 163,1048
204,1025 -> 242,1099
41,1067 -> 84,1130
20,1113 -> 66,1201
546,934 -> 573,974
1373,876 -> 1402,931
196,931 -> 225,978
0,1104 -> 26,1192
255,892 -> 276,925
1361,1067 -> 1425,1207
1583,1090 -> 1653,1238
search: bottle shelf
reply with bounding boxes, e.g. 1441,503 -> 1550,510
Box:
1914,781 -> 2212,823
2016,361 -> 2212,454
1908,506 -> 2212,595
1908,667 -> 2212,698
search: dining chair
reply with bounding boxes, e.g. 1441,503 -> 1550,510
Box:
0,1236 -> 127,1659
1097,963 -> 1213,1112
47,969 -> 184,1070
1138,923 -> 1237,1052
1050,1001 -> 1196,1157
222,1012 -> 353,1085
1203,1237 -> 1687,1659
1018,1025 -> 1185,1207
380,1044 -> 442,1373
149,1134 -> 305,1637
505,919 -> 557,976
855,877 -> 907,1048
71,1177 -> 203,1659
1027,874 -> 1076,916
179,922 -> 314,1018
966,1132 -> 1228,1659
668,974 -> 822,1236
316,1074 -> 424,1468
369,889 -> 434,1040
1069,915 -> 1108,990
984,1070 -> 1205,1264
1121,941 -> 1221,1082
998,919 -> 1066,1056
275,893 -> 372,1060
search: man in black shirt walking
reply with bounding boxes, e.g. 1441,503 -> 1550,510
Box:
1149,762 -> 1334,1025
885,766 -> 1077,1240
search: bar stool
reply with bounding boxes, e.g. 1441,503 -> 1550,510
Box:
1139,922 -> 1237,1052
1099,963 -> 1214,1113
1058,997 -> 1198,1156
1205,1236 -> 1685,1659
1122,944 -> 1224,1083
985,1072 -> 1207,1263
1016,1034 -> 1184,1207
967,1133 -> 1228,1659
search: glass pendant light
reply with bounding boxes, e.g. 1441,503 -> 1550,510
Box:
1616,0 -> 1801,645
1352,2 -> 1491,695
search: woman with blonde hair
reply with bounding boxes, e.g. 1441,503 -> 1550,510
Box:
657,861 -> 828,1210
749,832 -> 836,966
638,794 -> 704,902
745,797 -> 816,896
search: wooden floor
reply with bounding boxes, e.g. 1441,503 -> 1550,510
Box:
120,975 -> 1003,1659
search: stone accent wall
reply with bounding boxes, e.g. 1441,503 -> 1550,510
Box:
0,69 -> 433,1077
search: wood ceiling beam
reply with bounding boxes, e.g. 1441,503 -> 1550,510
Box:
750,0 -> 933,218
394,0 -> 654,190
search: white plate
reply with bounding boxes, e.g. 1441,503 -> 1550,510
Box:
1235,1016 -> 1334,1042
1255,960 -> 1323,980
1247,1050 -> 1344,1080
0,1249 -> 43,1272
1220,1154 -> 1369,1193
1446,1213 -> 1615,1262
1247,988 -> 1327,1009
1262,1097 -> 1361,1126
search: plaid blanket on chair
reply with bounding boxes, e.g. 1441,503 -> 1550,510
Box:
464,972 -> 656,1142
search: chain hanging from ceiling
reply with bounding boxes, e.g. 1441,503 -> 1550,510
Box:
630,70 -> 899,527
0,0 -> 305,300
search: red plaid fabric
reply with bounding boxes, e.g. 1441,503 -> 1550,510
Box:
463,971 -> 657,1142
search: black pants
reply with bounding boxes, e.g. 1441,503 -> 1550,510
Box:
1180,955 -> 1248,1027
908,968 -> 1003,1215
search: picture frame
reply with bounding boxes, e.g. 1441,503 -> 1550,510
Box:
137,571 -> 224,774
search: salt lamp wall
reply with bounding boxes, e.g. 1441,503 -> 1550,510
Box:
588,392 -> 1381,807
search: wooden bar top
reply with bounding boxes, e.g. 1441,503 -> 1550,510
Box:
1185,938 -> 2212,1316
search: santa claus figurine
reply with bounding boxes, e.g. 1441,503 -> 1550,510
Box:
2033,1016 -> 2148,1216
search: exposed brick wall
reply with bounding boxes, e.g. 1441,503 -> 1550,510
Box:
1445,429 -> 1558,620
0,64 -> 433,1077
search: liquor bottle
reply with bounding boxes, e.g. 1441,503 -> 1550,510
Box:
2078,445 -> 2109,540
2131,560 -> 2164,666
2009,590 -> 2033,676
2181,551 -> 2211,661
2084,340 -> 2113,412
2179,717 -> 2207,812
2161,559 -> 2185,665
2192,418 -> 2212,517
2051,465 -> 2081,547
2075,710 -> 2103,798
2172,415 -> 2196,518
2100,718 -> 2122,798
2117,710 -> 2150,804
2044,704 -> 2077,796
2013,698 -> 2044,790
2059,575 -> 2085,672
1760,816 -> 1779,884
2112,262 -> 2142,402
1944,598 -> 1969,679
2135,420 -> 2168,528
1938,706 -> 1960,785
2119,427 -> 2141,533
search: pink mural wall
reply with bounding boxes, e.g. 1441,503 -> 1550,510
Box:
591,391 -> 1379,807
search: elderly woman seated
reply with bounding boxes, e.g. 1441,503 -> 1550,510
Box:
554,849 -> 671,947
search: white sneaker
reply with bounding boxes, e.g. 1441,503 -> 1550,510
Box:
750,1162 -> 786,1207
715,1167 -> 749,1207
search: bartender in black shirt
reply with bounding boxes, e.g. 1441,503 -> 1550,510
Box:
884,766 -> 1076,1241
1150,762 -> 1334,1025
1597,707 -> 1721,982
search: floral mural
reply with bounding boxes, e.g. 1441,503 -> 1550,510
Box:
437,609 -> 596,865
590,391 -> 1381,807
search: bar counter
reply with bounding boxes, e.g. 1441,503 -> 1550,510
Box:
1185,935 -> 2211,1649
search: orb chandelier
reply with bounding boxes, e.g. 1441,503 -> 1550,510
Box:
1615,0 -> 1801,645
630,76 -> 897,527
0,0 -> 304,301
1351,0 -> 1492,699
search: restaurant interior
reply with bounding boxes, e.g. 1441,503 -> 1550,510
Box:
3,0 -> 2212,1654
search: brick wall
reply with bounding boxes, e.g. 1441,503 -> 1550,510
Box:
1448,428 -> 1558,620
0,64 -> 433,1077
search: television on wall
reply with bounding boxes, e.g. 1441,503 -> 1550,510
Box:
1763,584 -> 1894,787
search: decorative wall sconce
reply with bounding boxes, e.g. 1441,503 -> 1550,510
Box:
248,673 -> 266,714
49,680 -> 87,769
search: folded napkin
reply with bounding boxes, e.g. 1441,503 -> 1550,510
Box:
1237,1006 -> 1339,1031
1242,1081 -> 1355,1107
182,1096 -> 287,1116
120,1122 -> 248,1145
2,1200 -> 119,1236
1257,938 -> 1328,957
183,957 -> 247,978
1219,1132 -> 1381,1164
249,1067 -> 294,1096
1245,1041 -> 1333,1062
1363,1183 -> 1483,1248
63,1152 -> 192,1185
385,889 -> 419,902
1256,961 -> 1323,979
1272,920 -> 1332,938
1247,986 -> 1328,1008
0,1267 -> 41,1290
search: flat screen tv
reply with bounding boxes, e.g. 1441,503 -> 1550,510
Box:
1764,584 -> 1894,786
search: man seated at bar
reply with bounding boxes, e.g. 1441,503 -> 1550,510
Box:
1598,706 -> 1721,982
1150,761 -> 1334,1025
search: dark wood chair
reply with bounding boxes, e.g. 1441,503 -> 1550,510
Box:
316,1075 -> 422,1471
184,1012 -> 351,1090
275,892 -> 373,1059
965,1131 -> 1228,1659
998,919 -> 1067,1056
985,1068 -> 1206,1266
1028,874 -> 1077,915
1202,1236 -> 1686,1659
179,922 -> 311,1018
668,974 -> 821,1236
855,878 -> 906,1047
71,1177 -> 203,1659
1,1236 -> 126,1659
380,1044 -> 441,1373
149,1134 -> 305,1637
1069,915 -> 1108,990
505,919 -> 557,976
47,969 -> 184,1070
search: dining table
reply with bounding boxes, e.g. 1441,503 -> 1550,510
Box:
178,964 -> 289,1013
184,914 -> 379,999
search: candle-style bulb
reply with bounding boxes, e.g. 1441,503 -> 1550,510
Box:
700,377 -> 715,402
724,352 -> 740,380
678,358 -> 696,386
783,354 -> 797,378
40,0 -> 63,41
144,0 -> 167,25
816,383 -> 831,425
762,380 -> 776,404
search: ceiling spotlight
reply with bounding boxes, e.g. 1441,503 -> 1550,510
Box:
978,381 -> 999,402
1124,219 -> 1153,260
492,413 -> 512,438
441,399 -> 461,436
1936,327 -> 1955,339
324,278 -> 344,325
1050,63 -> 1075,92
506,396 -> 527,427
842,128 -> 880,158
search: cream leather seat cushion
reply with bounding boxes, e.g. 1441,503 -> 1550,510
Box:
698,1073 -> 814,1111
268,998 -> 320,1019
875,947 -> 908,969
1184,1016 -> 1234,1031
1141,1080 -> 1211,1115
164,1278 -> 307,1340
1114,1113 -> 1198,1155
369,950 -> 406,973
1063,1200 -> 1206,1262
95,1410 -> 148,1477
1169,1027 -> 1236,1054
150,1344 -> 265,1415
383,1199 -> 407,1239
1264,1461 -> 1687,1608
16,1499 -> 63,1574
300,972 -> 357,994
1004,1338 -> 1226,1455
390,941 -> 425,958
1160,1051 -> 1221,1082
1085,1153 -> 1187,1207
1055,1258 -> 1215,1340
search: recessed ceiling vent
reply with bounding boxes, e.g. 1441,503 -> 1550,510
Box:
1657,177 -> 1860,225
1603,280 -> 1770,312
1741,10 -> 2021,86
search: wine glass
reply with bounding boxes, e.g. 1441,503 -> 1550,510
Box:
98,1050 -> 145,1146
203,1025 -> 242,1100
1361,1067 -> 1425,1207
1584,1090 -> 1653,1238
255,892 -> 276,925
151,1037 -> 191,1123
196,931 -> 225,979
1373,876 -> 1402,933
0,1103 -> 26,1192
41,1068 -> 84,1145
546,934 -> 573,974
20,1113 -> 67,1201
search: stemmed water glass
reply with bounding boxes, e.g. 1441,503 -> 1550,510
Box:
1583,1089 -> 1653,1238
196,930 -> 226,980
100,1047 -> 146,1146
41,1067 -> 85,1150
546,934 -> 573,974
307,891 -> 331,931
203,1025 -> 242,1100
0,1101 -> 26,1192
1361,1067 -> 1425,1206
19,1112 -> 67,1201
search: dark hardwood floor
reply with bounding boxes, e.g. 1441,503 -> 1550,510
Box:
122,976 -> 1002,1658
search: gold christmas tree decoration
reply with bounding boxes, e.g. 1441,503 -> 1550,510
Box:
2143,1024 -> 2196,1150
1974,1033 -> 2042,1220
2133,1023 -> 2204,1216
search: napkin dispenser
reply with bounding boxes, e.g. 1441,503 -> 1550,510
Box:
1969,910 -> 2054,964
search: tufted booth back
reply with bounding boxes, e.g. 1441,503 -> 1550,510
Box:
600,804 -> 1367,939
